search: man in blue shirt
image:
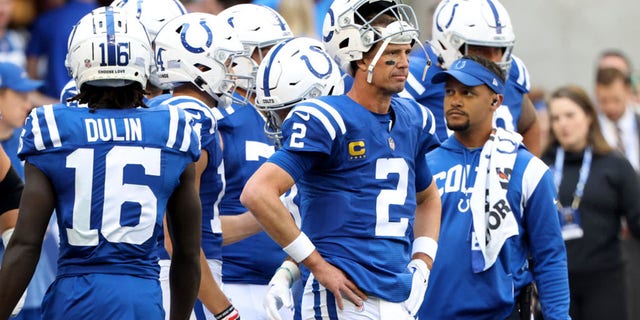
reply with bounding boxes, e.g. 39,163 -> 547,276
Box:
422,55 -> 569,319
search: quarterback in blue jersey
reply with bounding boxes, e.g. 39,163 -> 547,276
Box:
242,1 -> 441,319
153,12 -> 245,320
401,0 -> 541,155
421,55 -> 570,319
215,5 -> 296,319
0,7 -> 202,320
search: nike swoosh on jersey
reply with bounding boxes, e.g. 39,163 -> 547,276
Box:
295,111 -> 311,121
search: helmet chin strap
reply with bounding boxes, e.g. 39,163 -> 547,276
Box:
414,40 -> 431,82
366,37 -> 392,84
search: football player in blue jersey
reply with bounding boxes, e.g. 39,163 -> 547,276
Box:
422,55 -> 569,319
153,12 -> 248,320
60,0 -> 188,106
241,0 -> 441,318
0,7 -> 202,320
214,5 -> 297,319
253,36 -> 345,319
401,0 -> 541,156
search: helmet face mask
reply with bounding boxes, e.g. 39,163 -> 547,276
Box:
153,13 -> 246,108
218,4 -> 294,91
431,0 -> 515,75
255,37 -> 344,147
322,0 -> 421,77
65,6 -> 153,90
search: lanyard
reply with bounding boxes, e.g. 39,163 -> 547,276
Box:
554,146 -> 592,209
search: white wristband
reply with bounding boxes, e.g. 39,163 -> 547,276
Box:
412,236 -> 438,261
2,228 -> 14,248
283,232 -> 315,263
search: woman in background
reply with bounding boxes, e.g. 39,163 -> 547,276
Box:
542,85 -> 640,320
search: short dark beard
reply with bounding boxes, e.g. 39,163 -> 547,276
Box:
446,119 -> 470,132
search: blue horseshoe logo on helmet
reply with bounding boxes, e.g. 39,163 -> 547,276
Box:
181,21 -> 213,54
300,46 -> 332,79
322,9 -> 335,43
435,1 -> 458,32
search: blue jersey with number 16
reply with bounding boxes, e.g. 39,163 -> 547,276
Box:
18,104 -> 200,279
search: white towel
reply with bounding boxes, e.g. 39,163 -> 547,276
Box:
469,128 -> 522,273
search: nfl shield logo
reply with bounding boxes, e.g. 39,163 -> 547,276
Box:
84,59 -> 91,68
388,137 -> 395,150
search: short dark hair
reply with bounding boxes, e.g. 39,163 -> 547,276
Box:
462,54 -> 505,83
596,67 -> 631,87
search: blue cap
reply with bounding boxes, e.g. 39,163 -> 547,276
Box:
0,62 -> 43,92
432,58 -> 504,94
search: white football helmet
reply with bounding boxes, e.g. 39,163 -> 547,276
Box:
110,0 -> 187,89
321,0 -> 421,80
431,0 -> 515,74
218,4 -> 294,91
255,37 -> 344,147
65,6 -> 153,90
153,12 -> 245,108
110,0 -> 186,40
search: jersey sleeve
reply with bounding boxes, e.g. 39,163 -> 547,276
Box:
59,80 -> 78,103
413,101 -> 439,191
521,156 -> 570,318
280,99 -> 345,156
178,101 -> 217,136
509,55 -> 531,94
162,105 -> 201,162
417,102 -> 441,153
18,105 -> 62,160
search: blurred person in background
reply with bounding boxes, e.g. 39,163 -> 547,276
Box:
0,61 -> 44,320
529,86 -> 550,153
0,0 -> 26,67
25,0 -> 96,101
252,0 -> 333,39
596,49 -> 639,105
543,85 -> 640,320
594,65 -> 640,320
277,0 -> 315,37
0,0 -> 56,107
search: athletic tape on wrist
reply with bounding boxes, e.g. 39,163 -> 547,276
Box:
280,260 -> 301,282
411,236 -> 438,261
283,232 -> 315,263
